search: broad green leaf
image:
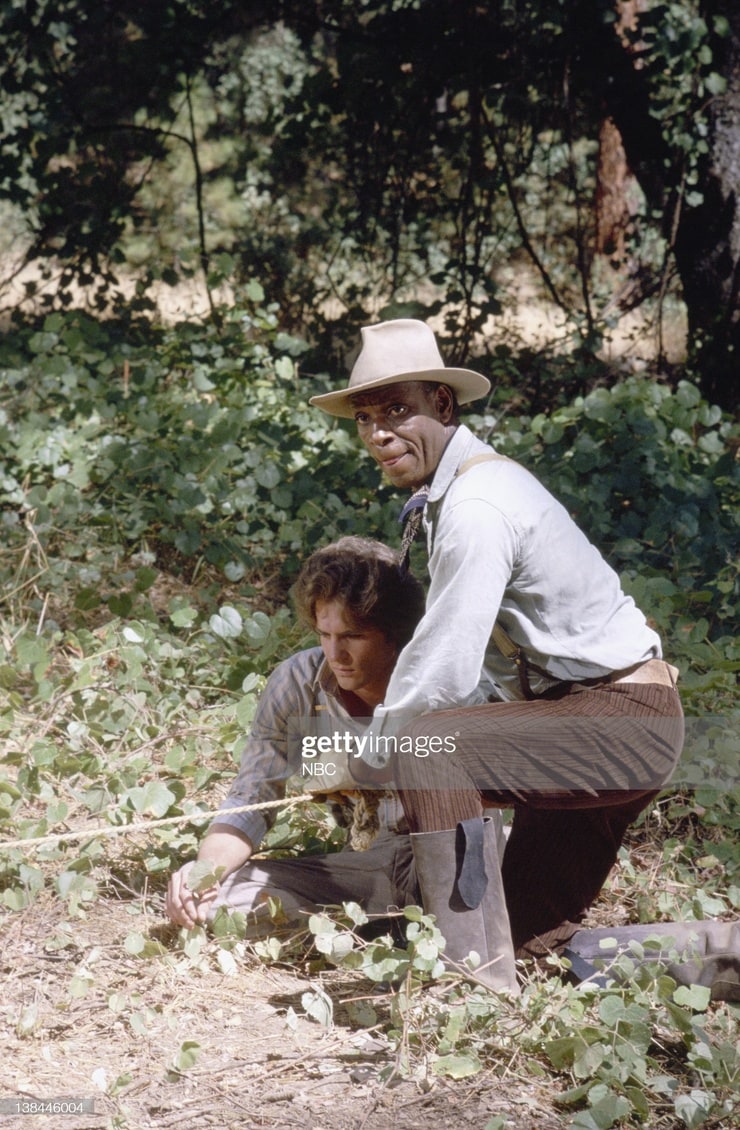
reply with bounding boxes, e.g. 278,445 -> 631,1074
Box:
124,782 -> 176,817
673,984 -> 711,1012
169,602 -> 197,627
235,693 -> 257,728
301,988 -> 333,1028
245,611 -> 271,641
432,1053 -> 482,1079
344,999 -> 377,1028
546,1036 -> 576,1069
209,606 -> 243,639
308,914 -> 336,936
187,860 -> 225,893
274,356 -> 294,381
342,901 -> 368,927
173,1041 -> 201,1072
674,1089 -> 716,1129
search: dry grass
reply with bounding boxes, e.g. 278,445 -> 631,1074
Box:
1,722 -> 717,1130
3,886 -> 567,1130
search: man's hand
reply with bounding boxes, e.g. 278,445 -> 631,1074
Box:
165,860 -> 221,928
165,826 -> 254,928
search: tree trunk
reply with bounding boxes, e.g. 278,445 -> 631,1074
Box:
592,0 -> 739,411
672,0 -> 740,411
595,117 -> 635,264
594,1 -> 644,266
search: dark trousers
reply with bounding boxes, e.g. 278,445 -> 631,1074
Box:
394,682 -> 684,951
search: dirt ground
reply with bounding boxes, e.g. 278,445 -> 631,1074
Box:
2,889 -> 569,1130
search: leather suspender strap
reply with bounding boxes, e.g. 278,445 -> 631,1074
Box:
491,623 -> 541,700
455,452 -> 511,476
454,452 -> 541,699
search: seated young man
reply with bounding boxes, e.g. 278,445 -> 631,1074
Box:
165,537 -> 427,935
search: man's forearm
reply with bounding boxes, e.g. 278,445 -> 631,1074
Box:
197,824 -> 255,879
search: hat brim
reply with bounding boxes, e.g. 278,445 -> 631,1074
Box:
309,367 -> 491,419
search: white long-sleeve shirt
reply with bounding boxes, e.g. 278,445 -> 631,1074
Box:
365,425 -> 661,764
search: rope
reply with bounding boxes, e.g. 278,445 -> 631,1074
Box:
0,793 -> 312,853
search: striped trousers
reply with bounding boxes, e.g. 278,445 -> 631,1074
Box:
394,681 -> 684,953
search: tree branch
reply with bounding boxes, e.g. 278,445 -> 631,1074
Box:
480,103 -> 566,313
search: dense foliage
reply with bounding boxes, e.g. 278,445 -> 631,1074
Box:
1,0 -> 737,407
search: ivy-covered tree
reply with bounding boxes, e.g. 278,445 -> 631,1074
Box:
583,0 -> 739,409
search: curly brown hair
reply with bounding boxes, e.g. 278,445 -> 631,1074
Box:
292,536 -> 425,650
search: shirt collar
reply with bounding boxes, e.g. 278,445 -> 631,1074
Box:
427,424 -> 478,503
315,655 -> 340,697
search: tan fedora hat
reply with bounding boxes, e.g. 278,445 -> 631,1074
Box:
309,319 -> 491,418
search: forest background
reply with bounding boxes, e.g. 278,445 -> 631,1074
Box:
0,3 -> 738,1129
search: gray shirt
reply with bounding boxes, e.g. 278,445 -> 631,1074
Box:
212,647 -> 406,845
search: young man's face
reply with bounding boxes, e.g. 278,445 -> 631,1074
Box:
351,382 -> 455,490
315,599 -> 397,711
